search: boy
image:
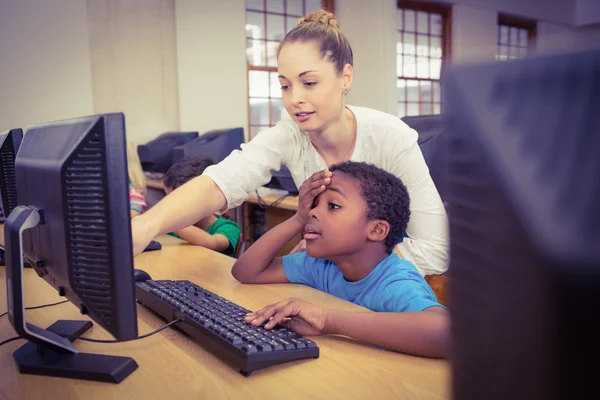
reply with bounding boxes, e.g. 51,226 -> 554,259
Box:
163,155 -> 240,257
232,161 -> 448,358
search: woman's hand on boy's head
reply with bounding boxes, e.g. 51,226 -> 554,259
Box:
294,169 -> 332,225
244,297 -> 329,337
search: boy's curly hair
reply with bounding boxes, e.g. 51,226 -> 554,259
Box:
163,155 -> 215,190
329,161 -> 410,253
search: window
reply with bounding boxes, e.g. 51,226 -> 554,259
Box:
396,1 -> 450,118
497,15 -> 536,61
246,0 -> 333,139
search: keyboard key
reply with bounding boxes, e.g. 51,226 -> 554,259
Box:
242,344 -> 258,354
256,342 -> 273,352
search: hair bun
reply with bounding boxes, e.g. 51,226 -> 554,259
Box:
297,9 -> 339,29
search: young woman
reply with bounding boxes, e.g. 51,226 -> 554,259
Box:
132,10 -> 448,276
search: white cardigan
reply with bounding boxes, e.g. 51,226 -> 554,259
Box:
204,105 -> 449,276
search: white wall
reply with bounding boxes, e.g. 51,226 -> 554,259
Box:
0,0 -> 94,132
574,0 -> 600,26
451,4 -> 497,64
175,0 -> 248,138
337,0 -> 398,115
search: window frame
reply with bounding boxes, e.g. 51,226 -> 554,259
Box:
396,0 -> 452,118
497,14 -> 537,61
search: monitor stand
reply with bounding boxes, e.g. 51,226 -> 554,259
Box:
4,205 -> 138,384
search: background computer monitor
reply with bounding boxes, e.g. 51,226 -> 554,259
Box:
0,128 -> 23,221
172,127 -> 244,164
444,50 -> 600,399
137,131 -> 199,173
401,115 -> 445,197
4,113 -> 139,383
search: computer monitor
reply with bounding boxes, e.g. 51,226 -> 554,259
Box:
4,113 -> 139,383
401,115 -> 445,194
264,165 -> 299,195
0,128 -> 23,221
444,50 -> 600,400
172,127 -> 244,164
137,131 -> 199,173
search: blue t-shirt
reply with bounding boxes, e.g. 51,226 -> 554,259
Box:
282,252 -> 443,313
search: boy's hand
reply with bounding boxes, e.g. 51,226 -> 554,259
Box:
294,169 -> 332,225
245,297 -> 329,337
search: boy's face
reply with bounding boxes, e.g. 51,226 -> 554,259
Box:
304,172 -> 375,258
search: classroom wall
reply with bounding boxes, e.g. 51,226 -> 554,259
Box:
87,0 -> 180,145
574,0 -> 600,27
0,0 -> 94,132
175,0 -> 248,138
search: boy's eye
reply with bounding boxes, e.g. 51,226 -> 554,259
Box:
328,202 -> 340,210
311,198 -> 319,209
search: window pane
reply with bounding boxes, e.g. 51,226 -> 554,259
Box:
286,16 -> 298,33
509,27 -> 519,45
306,0 -> 321,12
417,12 -> 429,33
270,71 -> 282,98
434,103 -> 441,114
397,9 -> 404,30
421,102 -> 432,114
416,34 -> 429,56
433,82 -> 441,102
397,54 -> 403,76
407,102 -> 419,116
430,58 -> 442,79
416,57 -> 429,78
266,40 -> 279,67
247,39 -> 266,66
405,10 -> 415,32
500,25 -> 509,44
398,103 -> 406,118
430,36 -> 442,58
420,81 -> 432,102
247,0 -> 264,11
266,0 -> 284,13
397,79 -> 406,101
431,14 -> 442,36
403,33 -> 415,55
270,98 -> 284,123
407,81 -> 418,102
250,98 -> 270,125
287,0 -> 303,16
509,46 -> 518,59
500,45 -> 508,57
249,70 -> 270,97
267,14 -> 285,40
519,29 -> 528,47
404,55 -> 416,78
246,11 -> 265,39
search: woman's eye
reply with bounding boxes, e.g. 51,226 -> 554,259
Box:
281,85 -> 290,91
304,82 -> 317,87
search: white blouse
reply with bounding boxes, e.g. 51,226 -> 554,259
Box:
203,105 -> 449,275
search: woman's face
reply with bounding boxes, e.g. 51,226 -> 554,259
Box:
277,41 -> 351,133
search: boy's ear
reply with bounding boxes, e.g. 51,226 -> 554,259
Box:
367,220 -> 390,244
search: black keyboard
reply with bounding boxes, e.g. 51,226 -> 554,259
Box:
135,279 -> 319,375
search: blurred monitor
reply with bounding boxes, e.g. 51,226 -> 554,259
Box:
402,114 -> 445,194
172,127 -> 244,164
0,128 -> 23,220
444,50 -> 600,400
137,131 -> 199,173
4,113 -> 139,383
264,165 -> 299,195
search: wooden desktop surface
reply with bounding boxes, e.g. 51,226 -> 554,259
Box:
246,192 -> 299,211
0,231 -> 449,399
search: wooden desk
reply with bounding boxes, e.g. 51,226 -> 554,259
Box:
0,234 -> 449,399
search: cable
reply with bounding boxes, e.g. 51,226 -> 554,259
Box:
0,336 -> 23,347
0,300 -> 70,318
64,319 -> 182,343
254,190 -> 290,208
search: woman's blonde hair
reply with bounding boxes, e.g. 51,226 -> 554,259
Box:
126,141 -> 146,194
277,9 -> 353,75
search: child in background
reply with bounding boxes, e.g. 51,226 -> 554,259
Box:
232,161 -> 449,358
127,141 -> 147,218
163,155 -> 240,257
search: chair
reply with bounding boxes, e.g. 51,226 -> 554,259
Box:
234,232 -> 244,258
